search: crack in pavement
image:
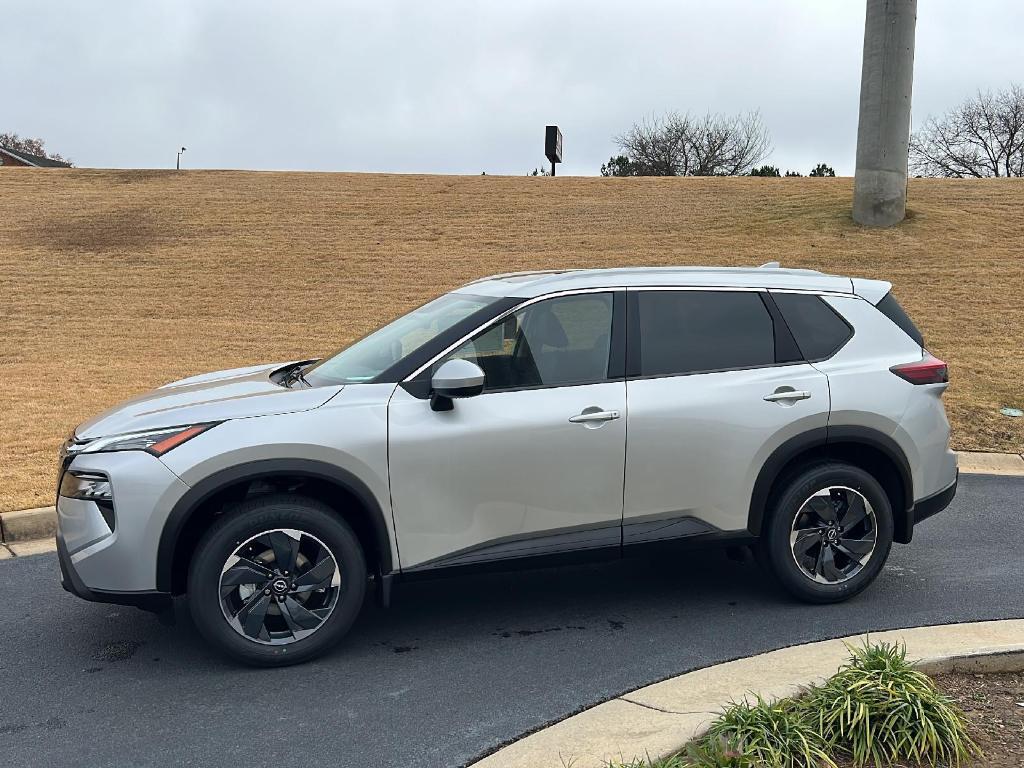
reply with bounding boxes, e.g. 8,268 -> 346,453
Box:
618,696 -> 713,717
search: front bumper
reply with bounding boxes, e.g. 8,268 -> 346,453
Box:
56,449 -> 190,603
912,470 -> 958,526
57,533 -> 171,612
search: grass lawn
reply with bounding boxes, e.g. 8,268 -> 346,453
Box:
1,170 -> 1021,512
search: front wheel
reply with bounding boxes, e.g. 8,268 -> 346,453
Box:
759,462 -> 894,603
188,494 -> 367,666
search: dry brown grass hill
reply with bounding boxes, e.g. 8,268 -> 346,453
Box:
1,169 -> 1021,511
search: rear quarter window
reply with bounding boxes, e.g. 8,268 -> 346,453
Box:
772,292 -> 853,361
875,292 -> 924,347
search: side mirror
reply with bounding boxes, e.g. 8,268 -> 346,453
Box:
430,359 -> 485,411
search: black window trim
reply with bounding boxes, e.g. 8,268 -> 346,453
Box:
760,291 -> 803,364
768,289 -> 855,363
400,288 -> 627,399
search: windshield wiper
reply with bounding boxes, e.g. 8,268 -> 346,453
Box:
280,362 -> 313,389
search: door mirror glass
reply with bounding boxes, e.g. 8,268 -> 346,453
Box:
431,359 -> 485,399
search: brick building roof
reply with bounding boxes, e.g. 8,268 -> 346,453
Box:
0,145 -> 72,167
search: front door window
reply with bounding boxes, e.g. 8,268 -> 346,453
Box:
438,292 -> 614,392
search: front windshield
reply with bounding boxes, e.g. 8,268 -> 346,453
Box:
303,292 -> 498,386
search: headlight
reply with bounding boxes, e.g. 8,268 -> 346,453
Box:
59,471 -> 112,501
80,423 -> 217,457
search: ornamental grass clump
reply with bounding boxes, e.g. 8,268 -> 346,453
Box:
682,695 -> 835,768
803,641 -> 979,767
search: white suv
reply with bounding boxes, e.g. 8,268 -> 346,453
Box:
56,265 -> 958,665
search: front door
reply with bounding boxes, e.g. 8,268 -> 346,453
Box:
388,291 -> 627,571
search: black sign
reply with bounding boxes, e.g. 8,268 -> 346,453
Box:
545,125 -> 562,164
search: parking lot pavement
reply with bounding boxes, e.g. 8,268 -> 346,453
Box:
1,473 -> 1022,768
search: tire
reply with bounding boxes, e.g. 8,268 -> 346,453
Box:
758,462 -> 893,604
188,494 -> 367,666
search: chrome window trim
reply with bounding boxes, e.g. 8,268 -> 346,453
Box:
403,287 -> 620,382
402,284 -> 851,382
766,287 -> 855,298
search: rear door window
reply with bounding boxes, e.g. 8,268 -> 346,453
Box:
772,292 -> 853,361
635,290 -> 775,376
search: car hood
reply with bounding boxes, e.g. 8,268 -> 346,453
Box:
75,361 -> 343,439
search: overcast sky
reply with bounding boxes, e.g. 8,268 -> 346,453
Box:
4,1 -> 1022,176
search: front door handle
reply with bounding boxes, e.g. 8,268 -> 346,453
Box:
568,409 -> 621,424
763,389 -> 812,402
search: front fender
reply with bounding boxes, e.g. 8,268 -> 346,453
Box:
155,385 -> 396,591
156,456 -> 394,592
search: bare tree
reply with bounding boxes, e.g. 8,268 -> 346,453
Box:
0,132 -> 69,163
611,110 -> 772,176
909,84 -> 1024,177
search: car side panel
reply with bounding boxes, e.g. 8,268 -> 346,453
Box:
387,381 -> 627,570
623,364 -> 830,534
892,386 -> 958,500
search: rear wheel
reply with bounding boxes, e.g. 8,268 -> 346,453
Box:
760,462 -> 893,603
188,494 -> 366,666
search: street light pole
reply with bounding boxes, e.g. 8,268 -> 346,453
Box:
176,146 -> 187,170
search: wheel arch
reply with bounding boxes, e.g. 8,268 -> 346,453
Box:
748,426 -> 914,543
157,459 -> 395,595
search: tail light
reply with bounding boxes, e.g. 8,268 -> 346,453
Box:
890,354 -> 949,385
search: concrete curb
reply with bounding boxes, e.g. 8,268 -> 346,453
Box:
471,619 -> 1024,767
956,450 -> 1024,475
0,506 -> 57,543
0,451 -> 1019,550
5,538 -> 58,557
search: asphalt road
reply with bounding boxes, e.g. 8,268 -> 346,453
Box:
1,473 -> 1021,768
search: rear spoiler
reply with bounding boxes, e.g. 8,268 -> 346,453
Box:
850,277 -> 892,304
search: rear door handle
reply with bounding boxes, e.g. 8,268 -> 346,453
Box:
763,390 -> 812,402
569,409 -> 621,424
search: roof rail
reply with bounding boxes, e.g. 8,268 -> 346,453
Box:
463,268 -> 579,285
758,261 -> 781,269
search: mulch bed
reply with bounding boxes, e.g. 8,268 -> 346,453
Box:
935,669 -> 1024,767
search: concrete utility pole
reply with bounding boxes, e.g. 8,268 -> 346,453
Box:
852,0 -> 917,227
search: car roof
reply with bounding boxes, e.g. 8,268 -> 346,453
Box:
453,265 -> 876,299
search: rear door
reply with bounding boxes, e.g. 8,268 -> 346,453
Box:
622,288 -> 831,540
